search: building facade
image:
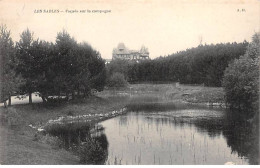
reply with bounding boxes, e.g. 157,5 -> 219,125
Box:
112,43 -> 149,60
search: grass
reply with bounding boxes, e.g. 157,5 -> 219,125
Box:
12,96 -> 129,128
113,83 -> 225,107
0,125 -> 79,165
182,87 -> 225,104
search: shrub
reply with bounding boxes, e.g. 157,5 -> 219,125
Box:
223,33 -> 259,116
78,137 -> 107,164
35,133 -> 63,148
107,72 -> 128,88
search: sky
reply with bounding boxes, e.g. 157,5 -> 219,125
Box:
0,0 -> 259,59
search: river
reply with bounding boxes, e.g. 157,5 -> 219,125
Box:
45,103 -> 258,165
99,107 -> 257,165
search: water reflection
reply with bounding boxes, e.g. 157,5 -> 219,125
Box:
100,107 -> 258,165
192,111 -> 259,164
222,112 -> 259,165
46,123 -> 109,164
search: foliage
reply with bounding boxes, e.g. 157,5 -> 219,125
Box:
79,136 -> 108,164
14,29 -> 106,103
107,72 -> 128,88
106,59 -> 130,80
223,33 -> 259,116
0,25 -> 22,105
107,42 -> 248,86
15,29 -> 36,97
34,133 -> 63,148
45,120 -> 108,164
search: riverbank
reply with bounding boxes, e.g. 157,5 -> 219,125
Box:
0,95 -> 129,164
101,83 -> 225,107
0,83 -> 225,164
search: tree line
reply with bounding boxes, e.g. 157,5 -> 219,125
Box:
0,25 -> 106,105
107,41 -> 249,87
1,23 -> 258,115
107,35 -> 259,117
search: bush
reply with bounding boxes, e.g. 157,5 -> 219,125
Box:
78,135 -> 108,164
34,133 -> 63,148
223,33 -> 259,116
107,72 -> 128,88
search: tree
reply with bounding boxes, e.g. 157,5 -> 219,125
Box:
54,32 -> 106,99
31,40 -> 57,103
107,72 -> 128,88
0,25 -> 21,106
2,27 -> 106,105
39,31 -> 106,101
106,59 -> 129,79
87,50 -> 106,92
54,30 -> 78,99
223,33 -> 259,117
110,41 -> 248,86
15,28 -> 36,104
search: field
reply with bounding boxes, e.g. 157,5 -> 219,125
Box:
0,83 -> 225,164
100,83 -> 224,104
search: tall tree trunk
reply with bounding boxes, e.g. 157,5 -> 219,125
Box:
3,100 -> 7,108
41,96 -> 47,104
29,92 -> 32,104
8,95 -> 11,106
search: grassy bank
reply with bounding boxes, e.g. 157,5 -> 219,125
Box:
104,83 -> 225,105
0,95 -> 129,165
0,83 -> 225,164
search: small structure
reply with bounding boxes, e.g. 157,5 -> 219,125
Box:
112,43 -> 150,61
104,59 -> 112,64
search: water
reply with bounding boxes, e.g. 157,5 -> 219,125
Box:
45,104 -> 258,165
100,108 -> 257,165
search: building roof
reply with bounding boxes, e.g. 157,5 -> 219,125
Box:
113,43 -> 149,57
140,45 -> 149,53
113,43 -> 130,54
118,43 -> 126,50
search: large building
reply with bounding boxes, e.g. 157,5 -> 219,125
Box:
112,43 -> 149,60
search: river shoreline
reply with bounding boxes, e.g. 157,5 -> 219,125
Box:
0,95 -> 129,164
0,84 -> 226,164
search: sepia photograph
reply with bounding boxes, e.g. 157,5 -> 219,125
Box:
0,0 -> 259,165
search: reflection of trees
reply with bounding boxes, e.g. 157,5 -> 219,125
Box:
144,110 -> 259,164
192,112 -> 259,165
119,115 -> 128,126
222,112 -> 259,165
46,123 -> 109,164
46,122 -> 91,148
79,133 -> 108,164
193,118 -> 223,137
